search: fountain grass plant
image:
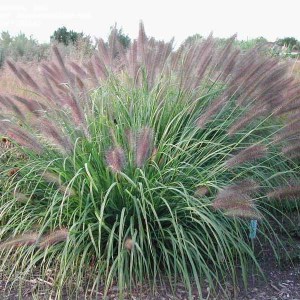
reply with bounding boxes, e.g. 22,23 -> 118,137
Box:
0,24 -> 300,299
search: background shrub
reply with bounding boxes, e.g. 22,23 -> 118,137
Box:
0,32 -> 49,68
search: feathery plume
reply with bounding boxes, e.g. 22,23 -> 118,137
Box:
137,22 -> 147,62
105,147 -> 126,173
63,92 -> 88,135
224,208 -> 262,219
267,184 -> 300,200
224,179 -> 260,195
197,96 -> 227,128
52,46 -> 69,79
135,127 -> 154,167
191,36 -> 215,88
274,82 -> 300,116
125,128 -> 135,149
37,119 -> 73,154
39,228 -> 69,249
228,104 -> 267,135
3,122 -> 44,154
42,171 -> 62,185
6,60 -> 24,82
213,192 -> 253,210
221,49 -> 240,80
13,96 -> 46,117
85,60 -> 99,86
97,38 -> 110,67
0,96 -> 26,120
282,142 -> 300,158
41,63 -> 62,86
277,101 -> 300,116
214,34 -> 237,72
128,40 -> 139,80
75,75 -> 85,90
93,54 -> 109,80
0,233 -> 39,249
225,144 -> 267,168
69,62 -> 87,78
18,68 -> 41,92
212,181 -> 260,219
150,147 -> 158,161
274,121 -> 300,143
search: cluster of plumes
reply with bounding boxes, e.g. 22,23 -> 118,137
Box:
0,228 -> 69,250
274,111 -> 300,159
212,179 -> 262,219
0,45 -> 90,155
105,127 -> 155,173
0,23 -> 300,219
0,23 -> 299,156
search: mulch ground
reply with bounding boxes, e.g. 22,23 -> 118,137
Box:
1,259 -> 300,299
1,216 -> 300,299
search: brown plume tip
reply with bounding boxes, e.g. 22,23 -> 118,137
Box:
150,147 -> 158,161
124,238 -> 134,250
8,168 -> 20,177
39,228 -> 69,249
14,192 -> 28,203
212,193 -> 254,210
194,186 -> 209,197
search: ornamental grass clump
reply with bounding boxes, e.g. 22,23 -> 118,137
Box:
0,23 -> 300,299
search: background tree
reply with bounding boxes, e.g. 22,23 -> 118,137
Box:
182,33 -> 203,46
276,37 -> 300,50
51,26 -> 84,46
108,25 -> 131,48
0,32 -> 48,67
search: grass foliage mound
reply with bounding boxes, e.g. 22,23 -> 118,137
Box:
0,24 -> 300,298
